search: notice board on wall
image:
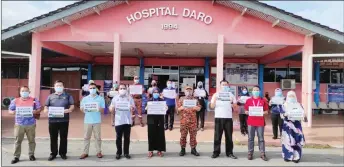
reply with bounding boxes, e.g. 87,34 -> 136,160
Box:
327,84 -> 344,102
225,63 -> 258,85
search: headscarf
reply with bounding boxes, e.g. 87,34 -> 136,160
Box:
286,90 -> 297,103
241,86 -> 249,96
88,80 -> 95,84
197,81 -> 204,89
151,87 -> 161,100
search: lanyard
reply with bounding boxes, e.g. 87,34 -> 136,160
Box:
252,98 -> 260,107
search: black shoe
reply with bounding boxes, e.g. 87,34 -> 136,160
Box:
164,126 -> 168,130
292,160 -> 300,163
169,126 -> 173,131
211,154 -> 219,158
29,155 -> 36,161
226,154 -> 238,159
179,148 -> 186,156
124,154 -> 131,159
272,136 -> 277,140
115,154 -> 121,160
191,148 -> 200,156
60,155 -> 67,160
284,159 -> 291,162
11,158 -> 19,164
48,155 -> 56,161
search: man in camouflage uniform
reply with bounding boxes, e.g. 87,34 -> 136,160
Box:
177,86 -> 201,156
131,76 -> 144,127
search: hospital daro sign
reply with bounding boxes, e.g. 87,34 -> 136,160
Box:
126,7 -> 213,30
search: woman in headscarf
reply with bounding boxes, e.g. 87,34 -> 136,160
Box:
146,88 -> 167,158
281,91 -> 305,163
237,86 -> 250,136
108,82 -> 119,126
193,81 -> 208,131
269,88 -> 285,139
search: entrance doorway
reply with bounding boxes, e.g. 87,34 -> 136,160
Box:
51,71 -> 81,106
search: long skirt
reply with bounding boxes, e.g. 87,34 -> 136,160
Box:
281,119 -> 305,161
147,115 -> 166,152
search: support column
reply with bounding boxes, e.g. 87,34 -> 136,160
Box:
87,64 -> 92,82
314,62 -> 320,106
139,57 -> 144,84
29,33 -> 42,99
216,35 -> 224,92
301,36 -> 313,127
113,33 -> 121,83
258,64 -> 265,97
204,57 -> 210,93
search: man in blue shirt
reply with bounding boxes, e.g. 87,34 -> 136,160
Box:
162,80 -> 178,131
79,83 -> 105,159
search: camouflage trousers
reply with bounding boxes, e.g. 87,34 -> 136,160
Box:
180,121 -> 197,148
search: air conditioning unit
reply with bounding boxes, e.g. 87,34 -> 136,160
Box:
281,79 -> 296,90
2,97 -> 14,108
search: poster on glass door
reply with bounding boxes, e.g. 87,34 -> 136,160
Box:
225,63 -> 258,85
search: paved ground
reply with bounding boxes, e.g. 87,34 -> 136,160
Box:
1,138 -> 344,166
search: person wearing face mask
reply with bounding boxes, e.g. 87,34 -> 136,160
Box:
269,88 -> 285,139
131,76 -> 144,127
8,86 -> 42,164
108,82 -> 119,126
146,88 -> 167,158
79,83 -> 106,159
82,80 -> 95,97
148,80 -> 158,97
44,80 -> 75,161
281,91 -> 305,163
237,86 -> 250,136
210,80 -> 237,159
244,85 -> 269,161
193,81 -> 209,131
162,80 -> 178,131
109,84 -> 136,160
177,86 -> 202,157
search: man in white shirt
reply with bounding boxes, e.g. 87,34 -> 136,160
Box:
109,84 -> 135,160
209,80 -> 237,159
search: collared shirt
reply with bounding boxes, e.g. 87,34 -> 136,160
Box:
45,92 -> 74,123
9,97 -> 41,126
81,94 -> 105,124
244,97 -> 269,126
110,95 -> 135,126
212,92 -> 237,118
177,96 -> 201,125
162,87 -> 177,106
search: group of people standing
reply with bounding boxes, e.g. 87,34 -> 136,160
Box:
8,77 -> 305,164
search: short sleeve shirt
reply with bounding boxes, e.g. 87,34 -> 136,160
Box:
111,95 -> 135,126
45,93 -> 74,123
244,97 -> 269,126
80,95 -> 105,124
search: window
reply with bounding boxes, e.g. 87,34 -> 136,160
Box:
6,65 -> 19,78
289,68 -> 301,82
42,67 -> 52,88
331,69 -> 344,84
19,65 -> 29,79
92,66 -> 107,80
320,69 -> 331,83
275,68 -> 287,82
263,68 -> 275,82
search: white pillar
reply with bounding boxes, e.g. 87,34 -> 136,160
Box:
216,35 -> 224,92
29,33 -> 42,99
113,33 -> 121,83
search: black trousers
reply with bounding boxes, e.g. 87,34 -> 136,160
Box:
196,107 -> 205,128
213,118 -> 233,155
147,115 -> 166,151
239,114 -> 248,134
49,122 -> 69,156
271,114 -> 283,138
115,124 -> 131,155
164,105 -> 175,128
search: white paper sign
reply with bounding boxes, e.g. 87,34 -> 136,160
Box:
147,101 -> 167,115
239,96 -> 250,104
183,99 -> 197,108
163,90 -> 176,99
48,107 -> 65,118
270,97 -> 285,105
115,101 -> 130,111
16,107 -> 33,117
194,89 -> 206,97
288,108 -> 304,120
129,85 -> 143,95
218,92 -> 231,101
84,102 -> 99,112
108,91 -> 118,97
249,106 -> 264,116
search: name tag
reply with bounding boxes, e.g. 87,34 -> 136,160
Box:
16,107 -> 33,117
147,101 -> 167,115
183,99 -> 197,108
249,106 -> 264,116
84,102 -> 99,112
48,107 -> 64,118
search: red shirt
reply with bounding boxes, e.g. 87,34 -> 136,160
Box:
244,97 -> 269,126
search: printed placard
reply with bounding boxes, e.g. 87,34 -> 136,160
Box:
115,101 -> 130,111
194,89 -> 206,97
48,107 -> 65,118
270,97 -> 285,105
163,90 -> 176,99
239,96 -> 250,104
129,85 -> 142,95
218,92 -> 231,101
16,107 -> 33,117
84,102 -> 99,112
147,101 -> 167,115
288,108 -> 304,120
248,106 -> 264,116
183,99 -> 197,108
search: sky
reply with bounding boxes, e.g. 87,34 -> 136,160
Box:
1,1 -> 344,32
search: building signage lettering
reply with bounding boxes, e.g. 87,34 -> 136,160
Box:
126,7 -> 213,25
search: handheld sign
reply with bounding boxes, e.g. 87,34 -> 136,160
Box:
48,107 -> 65,118
183,99 -> 197,108
239,96 -> 250,104
194,89 -> 206,97
248,106 -> 264,116
84,102 -> 99,112
129,85 -> 142,95
16,107 -> 33,117
218,92 -> 231,101
147,101 -> 167,115
163,90 -> 176,99
115,101 -> 130,112
288,107 -> 304,120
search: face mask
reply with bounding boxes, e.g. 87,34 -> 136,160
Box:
198,85 -> 203,88
153,93 -> 159,99
113,84 -> 118,88
20,92 -> 29,98
288,98 -> 296,103
185,91 -> 192,97
222,86 -> 229,92
252,91 -> 260,97
55,87 -> 63,93
167,83 -> 172,88
89,89 -> 97,95
275,91 -> 282,97
119,90 -> 127,96
134,80 -> 139,84
242,90 -> 248,94
152,83 -> 157,86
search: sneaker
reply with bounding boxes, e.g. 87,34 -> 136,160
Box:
11,158 -> 19,164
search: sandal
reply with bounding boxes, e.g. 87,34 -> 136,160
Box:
157,151 -> 164,157
148,152 -> 153,158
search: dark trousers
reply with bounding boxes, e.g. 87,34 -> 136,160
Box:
49,122 -> 69,156
147,115 -> 166,151
115,124 -> 131,155
164,105 -> 175,128
213,118 -> 233,155
271,114 -> 283,138
196,107 -> 205,128
239,114 -> 248,134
